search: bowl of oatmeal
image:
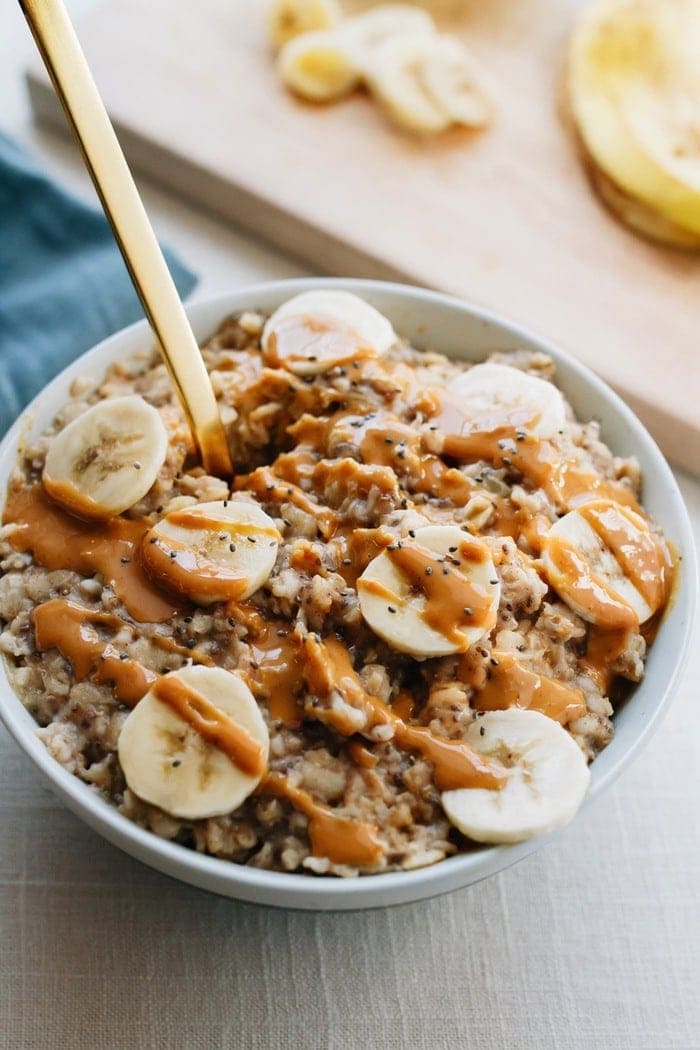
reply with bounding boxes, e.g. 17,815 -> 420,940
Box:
0,279 -> 694,910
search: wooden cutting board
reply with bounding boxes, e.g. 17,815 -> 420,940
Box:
26,0 -> 700,473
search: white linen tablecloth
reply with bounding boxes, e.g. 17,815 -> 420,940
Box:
1,4 -> 699,1047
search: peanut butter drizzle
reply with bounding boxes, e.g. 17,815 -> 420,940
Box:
166,509 -> 280,541
578,501 -> 669,610
259,771 -> 384,868
249,622 -> 303,727
32,599 -> 155,705
581,627 -> 630,692
545,535 -> 639,630
381,538 -> 495,648
432,393 -> 641,512
151,675 -> 266,778
332,526 -> 394,587
312,458 -> 400,499
3,483 -> 178,623
304,635 -> 505,791
238,466 -> 337,539
471,651 -> 587,725
356,415 -> 418,468
142,532 -> 250,601
41,476 -> 111,521
265,312 -> 378,372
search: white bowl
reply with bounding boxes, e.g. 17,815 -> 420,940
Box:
0,279 -> 695,910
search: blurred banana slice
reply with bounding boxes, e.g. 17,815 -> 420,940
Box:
589,158 -> 700,248
568,0 -> 700,244
278,29 -> 359,101
341,4 -> 437,75
357,525 -> 500,658
541,499 -> 670,629
268,0 -> 341,50
262,289 -> 396,374
365,34 -> 452,134
441,709 -> 590,844
118,665 -> 269,820
421,36 -> 492,129
451,362 -> 568,440
143,499 -> 280,605
43,395 -> 168,521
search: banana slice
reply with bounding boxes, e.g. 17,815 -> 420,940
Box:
42,395 -> 168,521
118,665 -> 269,820
278,30 -> 359,102
450,362 -> 567,440
365,34 -> 451,134
441,708 -> 590,844
142,500 -> 280,605
590,157 -> 700,248
262,290 -> 396,374
357,525 -> 500,658
541,499 -> 670,629
341,4 -> 436,75
422,36 -> 492,129
267,0 -> 341,50
569,0 -> 700,238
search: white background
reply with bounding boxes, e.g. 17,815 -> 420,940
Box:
0,3 -> 698,1047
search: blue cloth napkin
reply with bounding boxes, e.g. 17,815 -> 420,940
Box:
0,131 -> 197,435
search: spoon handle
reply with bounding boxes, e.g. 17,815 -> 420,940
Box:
19,0 -> 233,478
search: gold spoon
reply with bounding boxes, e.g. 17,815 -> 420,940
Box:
19,0 -> 234,478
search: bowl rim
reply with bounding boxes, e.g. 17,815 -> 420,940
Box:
0,276 -> 696,910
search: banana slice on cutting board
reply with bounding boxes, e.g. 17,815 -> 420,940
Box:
590,160 -> 700,249
267,0 -> 341,50
142,500 -> 280,605
341,4 -> 437,75
118,665 -> 269,820
441,708 -> 590,844
278,30 -> 359,101
421,36 -> 492,129
541,499 -> 669,629
357,525 -> 500,658
42,395 -> 168,520
365,34 -> 452,134
262,290 -> 396,374
568,0 -> 700,242
450,363 -> 568,440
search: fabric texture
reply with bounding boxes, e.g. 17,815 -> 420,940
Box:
0,131 -> 197,435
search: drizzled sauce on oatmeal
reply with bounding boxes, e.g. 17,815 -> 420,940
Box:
259,771 -> 384,867
380,537 -> 496,648
152,675 -> 266,778
3,484 -> 177,622
32,599 -> 155,705
578,501 -> 670,611
265,312 -> 378,373
304,635 -> 505,791
248,622 -> 303,727
469,651 -> 587,725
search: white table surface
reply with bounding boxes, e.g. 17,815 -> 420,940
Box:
1,4 -> 698,1048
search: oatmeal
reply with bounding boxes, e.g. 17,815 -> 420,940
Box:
0,291 -> 673,875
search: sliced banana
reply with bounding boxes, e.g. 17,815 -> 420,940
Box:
278,30 -> 359,102
541,499 -> 669,629
442,709 -> 590,844
262,290 -> 396,374
365,34 -> 451,135
422,36 -> 492,129
569,0 -> 700,238
142,499 -> 280,605
450,362 -> 568,440
341,4 -> 437,76
42,395 -> 168,521
357,525 -> 500,658
590,158 -> 700,249
118,665 -> 269,820
267,0 -> 341,50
